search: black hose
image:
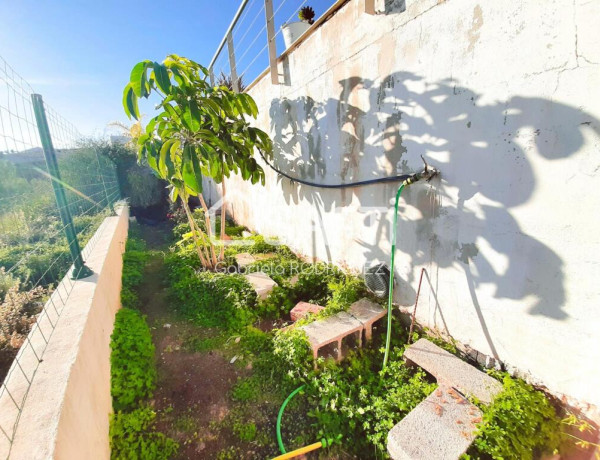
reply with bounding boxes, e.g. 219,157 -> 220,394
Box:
258,151 -> 413,189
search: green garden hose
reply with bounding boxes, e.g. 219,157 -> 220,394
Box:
382,183 -> 405,369
382,163 -> 439,369
277,385 -> 306,454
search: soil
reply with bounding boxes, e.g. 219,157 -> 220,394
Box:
133,224 -> 240,459
134,223 -> 303,460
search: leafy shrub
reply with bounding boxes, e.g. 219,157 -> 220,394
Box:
166,249 -> 257,330
326,276 -> 366,315
271,328 -> 313,383
465,375 -> 561,460
306,347 -> 436,456
120,232 -> 148,309
0,267 -> 18,301
110,407 -> 178,460
110,308 -> 156,411
0,285 -> 46,353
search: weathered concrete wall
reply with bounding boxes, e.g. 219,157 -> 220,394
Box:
204,0 -> 600,414
0,206 -> 128,459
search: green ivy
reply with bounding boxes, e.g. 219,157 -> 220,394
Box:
464,375 -> 561,460
110,407 -> 178,460
110,308 -> 156,411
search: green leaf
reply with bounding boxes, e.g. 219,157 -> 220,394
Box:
130,61 -> 150,98
146,144 -> 159,173
153,62 -> 172,94
169,186 -> 179,203
159,139 -> 176,177
181,145 -> 203,194
123,85 -> 139,120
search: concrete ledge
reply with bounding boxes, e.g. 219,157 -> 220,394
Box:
0,206 -> 128,459
387,386 -> 482,460
404,339 -> 502,404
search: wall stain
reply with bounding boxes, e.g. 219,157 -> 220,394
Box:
467,5 -> 483,53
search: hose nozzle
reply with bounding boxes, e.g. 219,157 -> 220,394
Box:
403,155 -> 439,186
417,155 -> 439,182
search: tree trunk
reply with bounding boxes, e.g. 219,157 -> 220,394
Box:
198,194 -> 218,266
219,178 -> 226,260
181,191 -> 211,269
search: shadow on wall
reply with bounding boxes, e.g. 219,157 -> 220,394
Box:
267,71 -> 599,330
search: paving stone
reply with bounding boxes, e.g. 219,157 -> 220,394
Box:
387,385 -> 482,460
347,298 -> 386,341
244,272 -> 277,300
300,312 -> 363,361
404,339 -> 502,404
235,252 -> 256,268
290,301 -> 324,322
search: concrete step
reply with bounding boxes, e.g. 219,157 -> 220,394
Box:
404,339 -> 502,404
244,272 -> 277,300
387,386 -> 482,460
235,252 -> 276,268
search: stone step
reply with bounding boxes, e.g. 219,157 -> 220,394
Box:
244,272 -> 277,300
387,386 -> 482,460
404,339 -> 502,404
235,252 -> 276,268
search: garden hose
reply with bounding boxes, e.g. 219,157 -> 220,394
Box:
272,441 -> 325,460
276,385 -> 306,454
258,150 -> 412,189
382,183 -> 405,369
382,162 -> 439,369
274,385 -> 336,459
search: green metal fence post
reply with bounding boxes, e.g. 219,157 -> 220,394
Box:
31,93 -> 93,280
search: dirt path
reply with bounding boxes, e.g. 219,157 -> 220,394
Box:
135,224 -> 244,459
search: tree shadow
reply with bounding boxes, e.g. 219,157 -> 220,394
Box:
266,71 -> 599,328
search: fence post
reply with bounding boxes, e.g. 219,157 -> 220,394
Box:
264,0 -> 279,85
31,94 -> 93,280
226,33 -> 240,92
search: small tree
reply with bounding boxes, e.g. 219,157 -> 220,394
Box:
122,55 -> 272,269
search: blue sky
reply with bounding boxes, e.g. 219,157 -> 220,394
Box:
1,0 -> 332,137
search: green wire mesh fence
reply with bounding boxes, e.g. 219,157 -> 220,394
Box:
0,55 -> 120,457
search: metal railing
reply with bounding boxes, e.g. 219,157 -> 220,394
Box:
0,55 -> 120,458
207,0 -> 338,91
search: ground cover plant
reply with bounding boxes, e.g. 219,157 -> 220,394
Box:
111,220 -> 574,459
109,227 -> 178,459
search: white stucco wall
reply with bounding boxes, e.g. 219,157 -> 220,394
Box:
204,0 -> 600,414
0,206 -> 128,459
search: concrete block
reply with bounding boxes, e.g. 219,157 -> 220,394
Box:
387,386 -> 482,460
347,298 -> 386,340
404,339 -> 502,404
290,301 -> 324,321
244,272 -> 277,300
300,312 -> 363,361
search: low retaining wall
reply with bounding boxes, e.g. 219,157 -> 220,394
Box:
0,205 -> 128,459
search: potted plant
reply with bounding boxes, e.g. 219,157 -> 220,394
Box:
281,6 -> 315,49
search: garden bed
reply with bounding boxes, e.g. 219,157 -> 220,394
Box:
109,218 -> 567,460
